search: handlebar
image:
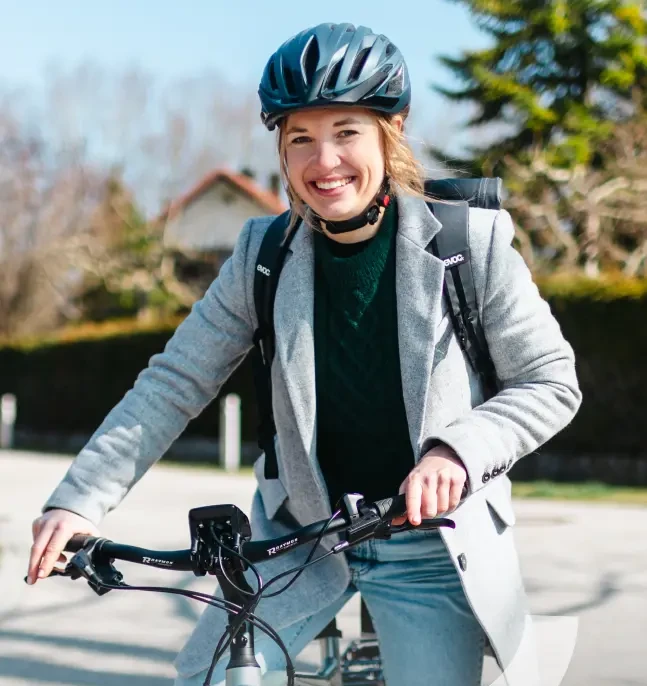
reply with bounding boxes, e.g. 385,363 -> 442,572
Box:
64,536 -> 194,570
57,492 -> 454,586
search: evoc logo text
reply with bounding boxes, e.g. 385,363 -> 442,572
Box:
257,264 -> 271,276
443,253 -> 465,267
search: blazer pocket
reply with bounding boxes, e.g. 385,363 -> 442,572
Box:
484,478 -> 517,529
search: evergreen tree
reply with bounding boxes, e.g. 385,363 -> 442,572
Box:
78,175 -> 196,322
433,0 -> 647,172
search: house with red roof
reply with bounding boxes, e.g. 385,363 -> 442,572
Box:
161,169 -> 286,253
158,169 -> 287,291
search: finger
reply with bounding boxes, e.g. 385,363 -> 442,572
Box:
421,473 -> 439,519
406,475 -> 423,526
27,521 -> 56,585
434,471 -> 450,515
446,479 -> 465,512
36,527 -> 73,582
32,518 -> 42,539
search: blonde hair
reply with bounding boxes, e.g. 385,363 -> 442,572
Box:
276,107 -> 432,235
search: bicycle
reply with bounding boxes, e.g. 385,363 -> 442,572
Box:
35,492 -> 455,686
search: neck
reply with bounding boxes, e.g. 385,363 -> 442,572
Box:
320,207 -> 387,244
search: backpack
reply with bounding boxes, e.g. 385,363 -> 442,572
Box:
251,178 -> 503,479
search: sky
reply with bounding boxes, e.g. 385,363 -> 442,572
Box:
0,1 -> 493,206
0,1 -> 489,109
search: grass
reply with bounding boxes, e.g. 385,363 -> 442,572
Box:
162,460 -> 647,506
162,458 -> 255,476
511,480 -> 647,505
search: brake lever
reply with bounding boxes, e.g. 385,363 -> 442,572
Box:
390,517 -> 456,535
24,541 -> 123,596
23,566 -> 80,584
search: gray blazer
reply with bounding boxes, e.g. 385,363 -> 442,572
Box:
45,193 -> 582,685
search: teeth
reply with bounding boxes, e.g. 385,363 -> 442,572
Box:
314,177 -> 353,190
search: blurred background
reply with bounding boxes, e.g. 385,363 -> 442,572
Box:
0,0 -> 646,482
1,4 -> 647,686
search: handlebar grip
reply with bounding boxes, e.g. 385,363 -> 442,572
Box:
64,535 -> 97,553
373,494 -> 407,520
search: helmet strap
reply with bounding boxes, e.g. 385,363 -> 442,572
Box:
309,178 -> 392,235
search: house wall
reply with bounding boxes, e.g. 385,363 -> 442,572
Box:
163,182 -> 277,252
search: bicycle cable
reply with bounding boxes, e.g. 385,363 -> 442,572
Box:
204,507 -> 343,685
77,580 -> 292,667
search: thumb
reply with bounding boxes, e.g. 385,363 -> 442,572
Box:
391,482 -> 408,526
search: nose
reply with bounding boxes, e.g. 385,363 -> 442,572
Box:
311,140 -> 341,172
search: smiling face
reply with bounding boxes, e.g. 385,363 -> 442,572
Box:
282,107 -> 387,222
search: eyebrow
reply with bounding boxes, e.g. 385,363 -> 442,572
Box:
285,117 -> 362,135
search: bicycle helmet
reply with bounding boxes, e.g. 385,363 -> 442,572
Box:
259,23 -> 411,131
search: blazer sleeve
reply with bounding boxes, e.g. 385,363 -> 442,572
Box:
42,216 -> 265,525
421,209 -> 583,496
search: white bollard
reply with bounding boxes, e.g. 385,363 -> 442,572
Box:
219,393 -> 241,472
1,393 -> 17,449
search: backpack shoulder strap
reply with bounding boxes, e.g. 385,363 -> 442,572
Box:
253,210 -> 292,361
426,198 -> 498,399
251,210 -> 294,479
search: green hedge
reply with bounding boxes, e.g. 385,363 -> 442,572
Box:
1,275 -> 646,458
0,317 -> 259,447
535,275 -> 647,456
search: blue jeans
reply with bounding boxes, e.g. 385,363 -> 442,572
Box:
178,529 -> 486,686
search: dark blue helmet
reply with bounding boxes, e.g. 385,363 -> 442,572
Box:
259,23 -> 411,131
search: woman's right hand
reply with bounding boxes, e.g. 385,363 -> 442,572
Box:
27,509 -> 99,585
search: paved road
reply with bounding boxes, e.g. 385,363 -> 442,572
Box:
1,451 -> 646,686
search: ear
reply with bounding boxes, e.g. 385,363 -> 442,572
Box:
392,114 -> 405,134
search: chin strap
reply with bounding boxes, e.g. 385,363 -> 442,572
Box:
311,178 -> 392,235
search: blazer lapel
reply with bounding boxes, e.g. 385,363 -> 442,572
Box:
395,194 -> 446,458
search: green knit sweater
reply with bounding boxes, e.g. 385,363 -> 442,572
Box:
313,200 -> 414,508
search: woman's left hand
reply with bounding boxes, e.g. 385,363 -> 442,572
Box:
392,445 -> 468,526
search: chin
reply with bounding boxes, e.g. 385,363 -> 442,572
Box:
309,199 -> 363,222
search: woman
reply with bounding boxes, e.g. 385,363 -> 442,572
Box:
28,23 -> 581,686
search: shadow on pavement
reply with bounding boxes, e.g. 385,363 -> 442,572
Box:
0,596 -> 101,625
525,569 -> 623,616
0,627 -> 177,663
166,576 -> 203,625
0,656 -> 172,685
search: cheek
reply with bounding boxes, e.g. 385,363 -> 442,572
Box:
285,151 -> 308,193
355,140 -> 385,187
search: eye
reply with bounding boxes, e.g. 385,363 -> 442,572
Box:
338,129 -> 358,139
289,136 -> 311,145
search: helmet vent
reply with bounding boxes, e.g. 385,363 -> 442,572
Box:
385,43 -> 396,58
385,65 -> 403,95
268,62 -> 278,91
283,65 -> 296,96
303,37 -> 320,86
348,47 -> 371,82
324,60 -> 343,92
